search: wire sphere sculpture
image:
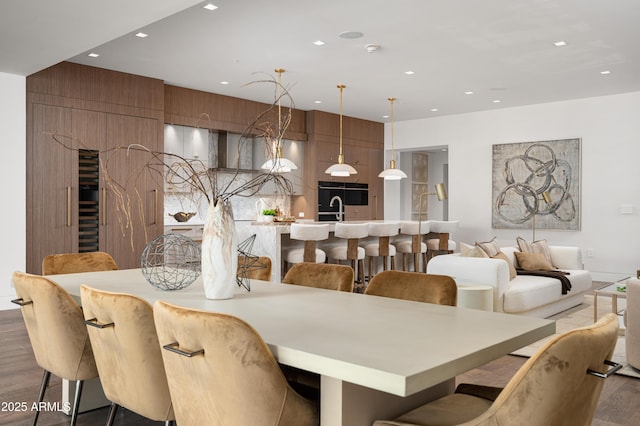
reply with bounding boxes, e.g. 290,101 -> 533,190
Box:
141,233 -> 201,291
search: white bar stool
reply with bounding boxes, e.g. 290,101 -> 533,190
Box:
363,222 -> 399,280
283,223 -> 330,275
426,220 -> 459,261
326,222 -> 369,291
395,221 -> 430,272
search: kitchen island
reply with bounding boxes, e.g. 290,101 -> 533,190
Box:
236,220 -> 396,282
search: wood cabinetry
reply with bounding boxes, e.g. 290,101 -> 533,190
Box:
297,110 -> 384,220
164,224 -> 205,244
26,62 -> 164,274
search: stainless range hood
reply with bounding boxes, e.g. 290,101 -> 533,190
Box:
210,131 -> 254,171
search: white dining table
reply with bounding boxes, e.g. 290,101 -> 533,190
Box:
47,268 -> 555,426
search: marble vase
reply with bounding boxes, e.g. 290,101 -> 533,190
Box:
201,198 -> 237,299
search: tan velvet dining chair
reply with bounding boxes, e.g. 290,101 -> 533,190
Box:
364,270 -> 457,306
42,251 -> 118,275
80,285 -> 175,426
373,313 -> 621,426
11,271 -> 99,426
153,300 -> 318,426
237,255 -> 272,281
282,262 -> 354,292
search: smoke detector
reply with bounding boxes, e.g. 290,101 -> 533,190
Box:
364,44 -> 380,53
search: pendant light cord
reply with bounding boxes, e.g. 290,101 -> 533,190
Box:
389,97 -> 396,161
338,84 -> 345,161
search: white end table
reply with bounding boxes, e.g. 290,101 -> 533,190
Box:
457,284 -> 494,311
594,281 -> 628,324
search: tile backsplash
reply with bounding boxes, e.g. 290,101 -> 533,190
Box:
165,190 -> 291,224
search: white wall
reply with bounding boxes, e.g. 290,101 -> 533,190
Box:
387,92 -> 640,282
0,72 -> 26,309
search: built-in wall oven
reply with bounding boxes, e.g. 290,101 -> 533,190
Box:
317,181 -> 368,221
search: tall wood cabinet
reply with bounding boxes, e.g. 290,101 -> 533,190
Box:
26,62 -> 164,274
295,110 -> 384,221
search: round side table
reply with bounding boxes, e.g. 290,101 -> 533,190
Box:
456,284 -> 494,311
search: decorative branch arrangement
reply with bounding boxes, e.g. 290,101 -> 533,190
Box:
49,71 -> 295,249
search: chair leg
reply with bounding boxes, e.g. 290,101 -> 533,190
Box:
402,254 -> 407,271
70,380 -> 85,426
413,253 -> 420,272
32,370 -> 51,425
106,402 -> 119,426
358,259 -> 365,287
390,255 -> 396,271
422,253 -> 428,273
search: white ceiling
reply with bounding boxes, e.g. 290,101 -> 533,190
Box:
3,0 -> 640,122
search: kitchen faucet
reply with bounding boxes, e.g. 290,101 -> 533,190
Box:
330,195 -> 344,222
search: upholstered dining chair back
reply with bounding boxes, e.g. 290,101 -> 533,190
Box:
11,271 -> 99,425
237,255 -> 272,281
365,271 -> 457,306
80,285 -> 175,425
282,262 -> 354,292
373,313 -> 620,426
42,251 -> 118,275
153,300 -> 318,426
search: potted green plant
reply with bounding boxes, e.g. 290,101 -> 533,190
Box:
262,209 -> 276,223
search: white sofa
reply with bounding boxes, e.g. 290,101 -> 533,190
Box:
427,245 -> 592,318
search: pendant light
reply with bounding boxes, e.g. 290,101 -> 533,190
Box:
378,97 -> 407,180
261,68 -> 297,173
325,84 -> 357,177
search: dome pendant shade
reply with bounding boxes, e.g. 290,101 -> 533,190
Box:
261,144 -> 297,173
378,159 -> 407,180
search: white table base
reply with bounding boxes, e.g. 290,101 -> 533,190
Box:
321,376 -> 454,426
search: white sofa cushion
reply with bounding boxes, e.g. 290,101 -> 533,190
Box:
503,269 -> 591,314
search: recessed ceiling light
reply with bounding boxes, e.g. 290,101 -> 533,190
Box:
554,41 -> 567,47
203,3 -> 218,11
431,108 -> 439,112
220,81 -> 229,85
404,70 -> 415,75
339,31 -> 363,39
464,91 -> 474,95
382,114 -> 390,119
135,32 -> 148,38
88,53 -> 100,58
493,99 -> 501,103
314,100 -> 322,104
600,70 -> 612,75
313,40 -> 325,46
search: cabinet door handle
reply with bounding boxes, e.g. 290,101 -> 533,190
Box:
153,189 -> 158,225
101,188 -> 106,226
66,186 -> 71,227
374,195 -> 378,220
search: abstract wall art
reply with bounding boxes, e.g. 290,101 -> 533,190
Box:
492,138 -> 581,231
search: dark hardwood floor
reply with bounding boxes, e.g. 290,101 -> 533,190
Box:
2,306 -> 639,425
